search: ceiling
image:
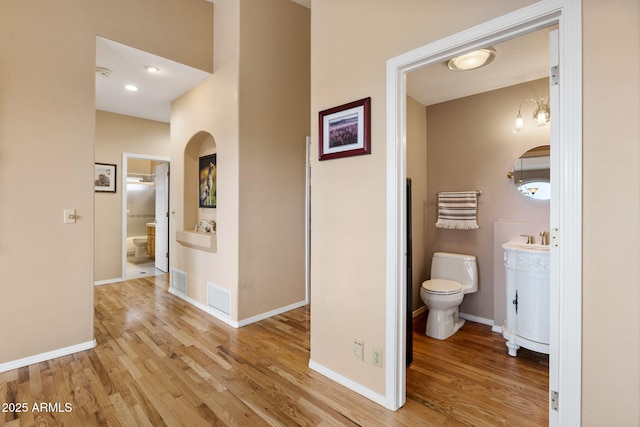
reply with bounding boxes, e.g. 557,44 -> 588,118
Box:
95,25 -> 549,124
407,28 -> 550,106
95,37 -> 211,123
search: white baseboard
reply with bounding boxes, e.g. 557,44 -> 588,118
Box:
168,287 -> 308,329
0,339 -> 97,374
237,300 -> 309,327
491,325 -> 503,334
94,278 -> 123,286
308,360 -> 386,407
169,287 -> 240,328
459,312 -> 494,327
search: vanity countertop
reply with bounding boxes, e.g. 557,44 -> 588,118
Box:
502,241 -> 549,252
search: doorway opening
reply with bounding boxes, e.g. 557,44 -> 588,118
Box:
385,2 -> 582,425
122,153 -> 170,280
404,27 -> 552,423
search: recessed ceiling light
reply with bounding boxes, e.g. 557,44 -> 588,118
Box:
145,65 -> 160,73
448,47 -> 496,71
124,84 -> 139,92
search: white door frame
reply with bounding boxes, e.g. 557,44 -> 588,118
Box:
121,152 -> 171,280
305,136 -> 312,304
385,1 -> 582,425
154,162 -> 170,273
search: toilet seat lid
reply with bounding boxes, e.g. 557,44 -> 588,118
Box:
422,279 -> 462,295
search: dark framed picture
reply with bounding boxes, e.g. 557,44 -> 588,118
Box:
319,97 -> 371,161
95,163 -> 117,193
199,154 -> 217,208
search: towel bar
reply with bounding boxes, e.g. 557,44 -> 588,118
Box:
435,190 -> 482,196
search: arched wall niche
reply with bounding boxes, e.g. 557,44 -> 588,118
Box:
183,130 -> 216,230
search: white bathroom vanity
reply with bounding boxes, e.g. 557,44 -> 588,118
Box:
502,242 -> 550,357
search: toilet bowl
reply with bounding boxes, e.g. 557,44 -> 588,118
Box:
420,252 -> 478,340
132,236 -> 148,258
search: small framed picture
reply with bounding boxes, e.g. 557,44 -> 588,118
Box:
199,154 -> 217,208
95,163 -> 117,193
319,97 -> 371,161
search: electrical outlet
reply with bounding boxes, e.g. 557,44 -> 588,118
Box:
372,348 -> 383,367
354,340 -> 364,360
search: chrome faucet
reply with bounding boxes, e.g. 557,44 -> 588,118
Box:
520,234 -> 534,244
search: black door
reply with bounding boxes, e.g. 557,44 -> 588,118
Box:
406,179 -> 413,366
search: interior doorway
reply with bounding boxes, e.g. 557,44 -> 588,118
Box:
385,2 -> 582,425
403,28 -> 553,422
122,153 -> 170,280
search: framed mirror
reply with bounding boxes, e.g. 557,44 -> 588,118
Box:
508,145 -> 550,200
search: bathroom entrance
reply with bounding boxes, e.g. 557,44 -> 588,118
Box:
385,2 -> 583,424
122,153 -> 170,280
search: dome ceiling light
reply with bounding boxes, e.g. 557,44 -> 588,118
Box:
447,47 -> 496,71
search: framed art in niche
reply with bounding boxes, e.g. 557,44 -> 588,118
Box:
199,154 -> 216,208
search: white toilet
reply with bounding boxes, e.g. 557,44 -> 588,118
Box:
420,252 -> 478,340
132,236 -> 148,258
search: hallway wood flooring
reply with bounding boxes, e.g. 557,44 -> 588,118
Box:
0,275 -> 548,426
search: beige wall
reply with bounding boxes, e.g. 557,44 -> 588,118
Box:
0,0 -> 211,366
311,0 -> 640,420
238,0 -> 310,318
93,0 -> 213,73
171,0 -> 242,318
94,111 -> 170,282
424,79 -> 550,322
582,0 -> 640,423
170,0 -> 309,323
310,0 -> 538,396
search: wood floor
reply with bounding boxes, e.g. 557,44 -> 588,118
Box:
0,275 -> 548,426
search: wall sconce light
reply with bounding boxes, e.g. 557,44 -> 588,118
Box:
513,98 -> 550,133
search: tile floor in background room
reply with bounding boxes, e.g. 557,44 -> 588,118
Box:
126,258 -> 164,280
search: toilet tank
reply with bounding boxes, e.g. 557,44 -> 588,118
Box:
431,252 -> 478,293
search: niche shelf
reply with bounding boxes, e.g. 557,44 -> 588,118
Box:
176,230 -> 217,252
179,130 -> 217,253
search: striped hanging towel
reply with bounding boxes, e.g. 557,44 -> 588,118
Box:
435,191 -> 479,230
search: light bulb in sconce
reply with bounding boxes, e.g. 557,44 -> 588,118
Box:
514,113 -> 525,134
535,103 -> 550,129
536,110 -> 546,125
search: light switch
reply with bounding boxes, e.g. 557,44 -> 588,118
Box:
64,209 -> 76,224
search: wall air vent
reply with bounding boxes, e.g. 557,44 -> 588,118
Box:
207,282 -> 231,316
171,269 -> 187,294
